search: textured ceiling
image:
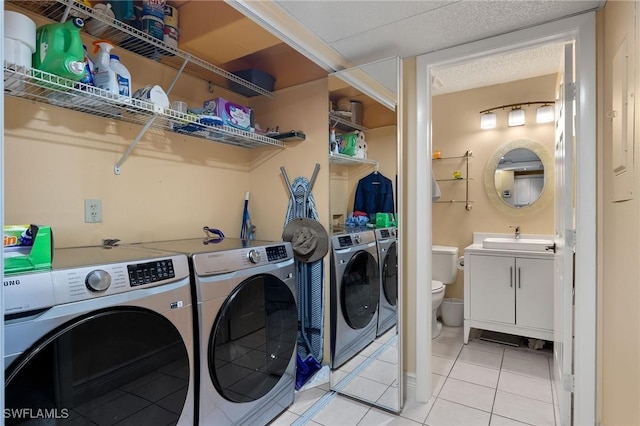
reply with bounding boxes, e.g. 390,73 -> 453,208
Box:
274,0 -> 603,94
431,42 -> 565,95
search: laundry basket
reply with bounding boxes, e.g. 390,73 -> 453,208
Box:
441,298 -> 464,327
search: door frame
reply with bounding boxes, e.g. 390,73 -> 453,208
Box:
415,12 -> 596,425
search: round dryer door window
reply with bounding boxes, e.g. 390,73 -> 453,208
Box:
382,242 -> 398,306
209,274 -> 297,403
341,251 -> 380,329
5,309 -> 190,426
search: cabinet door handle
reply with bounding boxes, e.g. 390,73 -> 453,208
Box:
518,267 -> 521,288
510,266 -> 513,288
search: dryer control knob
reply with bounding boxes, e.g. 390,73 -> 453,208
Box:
247,249 -> 262,264
86,269 -> 111,292
354,235 -> 361,244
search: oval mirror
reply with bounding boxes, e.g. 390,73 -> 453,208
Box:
484,139 -> 554,216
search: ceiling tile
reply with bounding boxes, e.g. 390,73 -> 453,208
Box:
276,0 -> 453,44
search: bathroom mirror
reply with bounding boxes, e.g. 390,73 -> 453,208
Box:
484,139 -> 554,215
328,57 -> 402,413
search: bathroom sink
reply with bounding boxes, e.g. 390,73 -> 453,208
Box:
482,237 -> 554,252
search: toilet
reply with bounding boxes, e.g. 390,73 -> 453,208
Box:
431,245 -> 459,338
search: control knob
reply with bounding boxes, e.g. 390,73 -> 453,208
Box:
85,269 -> 111,292
248,249 -> 262,264
354,234 -> 361,244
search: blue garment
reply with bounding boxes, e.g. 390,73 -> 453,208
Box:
353,172 -> 395,218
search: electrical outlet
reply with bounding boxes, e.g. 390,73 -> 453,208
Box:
85,199 -> 102,223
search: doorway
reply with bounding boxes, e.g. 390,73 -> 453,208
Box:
414,12 -> 596,426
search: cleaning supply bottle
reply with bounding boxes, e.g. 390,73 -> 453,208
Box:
79,45 -> 94,86
109,54 -> 131,98
330,129 -> 337,153
32,17 -> 85,81
92,40 -> 119,95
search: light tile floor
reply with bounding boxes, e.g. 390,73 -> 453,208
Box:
271,326 -> 557,426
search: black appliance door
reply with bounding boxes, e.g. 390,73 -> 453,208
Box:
341,250 -> 380,329
5,308 -> 190,426
382,242 -> 398,306
209,274 -> 297,403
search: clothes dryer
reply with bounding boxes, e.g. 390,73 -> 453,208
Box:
374,227 -> 398,336
4,245 -> 195,426
133,238 -> 298,426
330,228 -> 380,369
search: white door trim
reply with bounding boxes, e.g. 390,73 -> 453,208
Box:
415,13 -> 596,425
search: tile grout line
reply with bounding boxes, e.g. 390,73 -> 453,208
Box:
291,334 -> 398,426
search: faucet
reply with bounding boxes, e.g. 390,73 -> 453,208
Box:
510,225 -> 521,239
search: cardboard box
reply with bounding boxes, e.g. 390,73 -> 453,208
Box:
4,224 -> 53,274
203,97 -> 252,131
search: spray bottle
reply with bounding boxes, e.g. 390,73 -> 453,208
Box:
33,17 -> 85,81
91,40 -> 118,95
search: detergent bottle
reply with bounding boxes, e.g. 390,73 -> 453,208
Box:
92,40 -> 119,95
109,54 -> 132,98
32,17 -> 85,81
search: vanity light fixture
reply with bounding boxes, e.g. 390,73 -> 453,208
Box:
508,107 -> 526,127
479,101 -> 555,129
536,104 -> 555,123
480,112 -> 497,129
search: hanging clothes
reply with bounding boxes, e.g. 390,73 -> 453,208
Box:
353,171 -> 395,218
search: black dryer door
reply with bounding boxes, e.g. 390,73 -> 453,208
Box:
341,250 -> 380,329
209,274 -> 298,403
382,241 -> 398,306
5,308 -> 190,426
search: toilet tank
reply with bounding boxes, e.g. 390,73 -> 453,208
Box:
432,245 -> 459,284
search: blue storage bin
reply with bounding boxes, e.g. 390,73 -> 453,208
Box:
230,69 -> 276,97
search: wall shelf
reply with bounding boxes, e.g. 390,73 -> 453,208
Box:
329,152 -> 378,167
4,64 -> 284,174
433,150 -> 473,210
329,112 -> 368,132
8,0 -> 275,98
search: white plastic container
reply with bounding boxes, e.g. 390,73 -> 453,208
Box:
92,40 -> 118,95
441,298 -> 464,327
84,3 -> 114,37
109,54 -> 131,98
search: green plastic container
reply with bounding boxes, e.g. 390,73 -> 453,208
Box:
4,225 -> 53,274
33,17 -> 85,81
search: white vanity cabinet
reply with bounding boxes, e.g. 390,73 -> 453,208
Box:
463,247 -> 554,344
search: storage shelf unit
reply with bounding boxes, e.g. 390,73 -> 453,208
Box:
5,0 -> 287,174
433,150 -> 473,210
8,0 -> 274,98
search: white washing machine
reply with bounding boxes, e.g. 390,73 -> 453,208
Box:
4,245 -> 195,426
133,238 -> 298,426
374,227 -> 398,336
330,228 -> 380,369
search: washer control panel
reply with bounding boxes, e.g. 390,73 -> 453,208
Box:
128,259 -> 175,286
266,245 -> 289,262
193,243 -> 293,275
52,255 -> 188,304
337,235 -> 353,248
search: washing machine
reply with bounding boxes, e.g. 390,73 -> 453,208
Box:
330,228 -> 380,369
132,238 -> 298,426
4,245 -> 195,426
374,226 -> 398,336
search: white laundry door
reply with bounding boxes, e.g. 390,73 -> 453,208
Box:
553,41 -> 575,426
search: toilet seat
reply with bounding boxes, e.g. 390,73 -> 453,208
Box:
432,280 -> 444,292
